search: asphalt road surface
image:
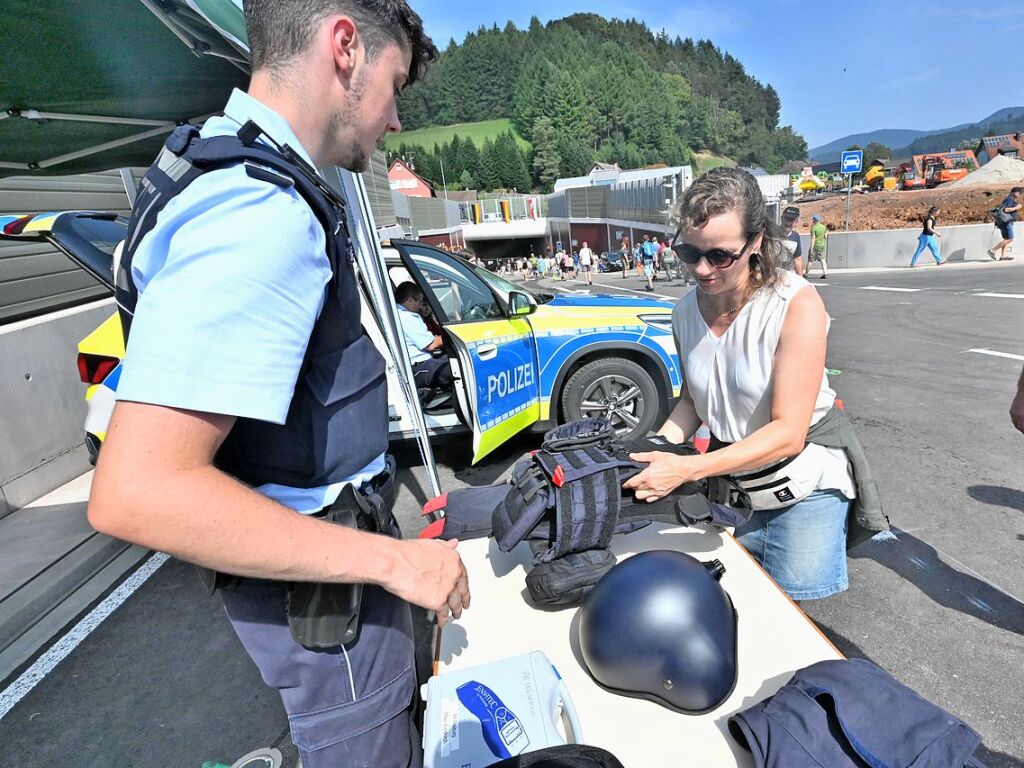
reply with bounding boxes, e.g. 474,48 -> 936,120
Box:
1,260 -> 1021,766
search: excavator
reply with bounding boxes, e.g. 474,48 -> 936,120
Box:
912,151 -> 978,188
897,162 -> 925,190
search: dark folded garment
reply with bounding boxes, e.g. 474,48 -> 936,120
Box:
729,658 -> 986,768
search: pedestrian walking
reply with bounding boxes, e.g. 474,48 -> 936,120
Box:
660,238 -> 678,281
779,206 -> 804,276
641,234 -> 657,291
578,241 -> 594,285
87,4 -> 470,767
807,214 -> 829,279
620,239 -> 632,278
988,186 -> 1022,261
910,207 -> 943,267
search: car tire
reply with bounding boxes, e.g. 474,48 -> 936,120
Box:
561,358 -> 660,439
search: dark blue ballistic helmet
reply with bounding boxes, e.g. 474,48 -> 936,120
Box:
577,550 -> 738,713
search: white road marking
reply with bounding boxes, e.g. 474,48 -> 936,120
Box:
0,552 -> 169,720
975,292 -> 1024,299
568,278 -> 676,301
860,286 -> 923,293
967,348 -> 1024,362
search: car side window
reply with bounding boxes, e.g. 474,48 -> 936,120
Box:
404,245 -> 502,324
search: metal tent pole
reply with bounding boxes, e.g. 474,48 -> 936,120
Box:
334,168 -> 443,502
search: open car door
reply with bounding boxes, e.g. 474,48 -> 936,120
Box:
0,211 -> 121,291
392,241 -> 541,462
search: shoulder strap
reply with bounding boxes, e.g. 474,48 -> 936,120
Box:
117,120 -> 346,342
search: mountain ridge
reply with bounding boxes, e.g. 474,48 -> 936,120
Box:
809,107 -> 1023,161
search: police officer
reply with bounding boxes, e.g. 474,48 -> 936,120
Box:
87,2 -> 469,766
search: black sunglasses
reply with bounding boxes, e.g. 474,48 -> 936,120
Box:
671,230 -> 761,268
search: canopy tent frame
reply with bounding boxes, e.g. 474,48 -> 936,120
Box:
0,0 -> 443,498
138,0 -> 250,69
0,110 -> 216,172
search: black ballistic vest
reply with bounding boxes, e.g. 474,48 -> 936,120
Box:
116,121 -> 388,488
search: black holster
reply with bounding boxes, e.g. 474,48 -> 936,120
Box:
287,463 -> 397,649
199,456 -> 397,650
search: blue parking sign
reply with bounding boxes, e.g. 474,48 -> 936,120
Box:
841,150 -> 863,175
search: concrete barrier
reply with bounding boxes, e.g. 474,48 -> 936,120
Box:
798,222 -> 1008,269
0,299 -> 114,517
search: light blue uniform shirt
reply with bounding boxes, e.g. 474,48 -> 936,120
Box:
117,88 -> 385,514
396,304 -> 433,364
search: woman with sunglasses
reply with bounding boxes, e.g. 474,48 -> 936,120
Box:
624,167 -> 881,601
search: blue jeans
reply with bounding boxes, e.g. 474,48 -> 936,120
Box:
734,489 -> 850,601
911,234 -> 941,265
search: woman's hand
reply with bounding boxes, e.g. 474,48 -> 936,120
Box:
623,451 -> 704,502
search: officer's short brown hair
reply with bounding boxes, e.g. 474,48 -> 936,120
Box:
243,0 -> 437,85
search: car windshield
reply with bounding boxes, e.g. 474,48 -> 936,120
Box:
469,262 -> 554,304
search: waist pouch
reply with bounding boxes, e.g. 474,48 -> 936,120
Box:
200,456 -> 397,650
715,442 -> 822,511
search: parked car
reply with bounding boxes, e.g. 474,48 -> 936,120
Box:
1,212 -> 683,463
599,250 -> 624,272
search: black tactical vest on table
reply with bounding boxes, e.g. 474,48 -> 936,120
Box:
115,121 -> 388,488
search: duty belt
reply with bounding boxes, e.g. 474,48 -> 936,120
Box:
198,456 -> 398,648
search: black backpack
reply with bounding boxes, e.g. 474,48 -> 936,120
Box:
490,745 -> 624,768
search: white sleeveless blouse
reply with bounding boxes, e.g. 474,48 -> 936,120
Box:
672,271 -> 854,497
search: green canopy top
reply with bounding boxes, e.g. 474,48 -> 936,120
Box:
0,0 -> 249,177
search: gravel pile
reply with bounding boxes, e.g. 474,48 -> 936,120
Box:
948,154 -> 1024,188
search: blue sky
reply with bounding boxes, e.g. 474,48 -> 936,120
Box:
411,0 -> 1024,149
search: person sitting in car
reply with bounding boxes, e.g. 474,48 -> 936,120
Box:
395,282 -> 453,394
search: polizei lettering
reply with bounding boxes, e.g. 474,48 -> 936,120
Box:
486,363 -> 534,402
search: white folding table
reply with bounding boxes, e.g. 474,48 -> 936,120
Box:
434,523 -> 842,766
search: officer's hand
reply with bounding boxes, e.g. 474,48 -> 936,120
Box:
388,538 -> 470,627
623,451 -> 703,503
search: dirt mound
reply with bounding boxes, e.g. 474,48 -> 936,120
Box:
793,184 -> 1014,232
948,154 -> 1024,188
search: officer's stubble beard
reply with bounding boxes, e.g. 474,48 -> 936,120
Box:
326,64 -> 371,173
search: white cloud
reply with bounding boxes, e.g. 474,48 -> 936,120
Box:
658,3 -> 746,41
876,67 -> 941,94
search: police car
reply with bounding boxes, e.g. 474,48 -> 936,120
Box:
1,212 -> 682,463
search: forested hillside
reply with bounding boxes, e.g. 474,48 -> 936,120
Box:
393,14 -> 806,190
895,112 -> 1024,157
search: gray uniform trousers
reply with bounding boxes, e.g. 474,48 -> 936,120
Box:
221,574 -> 421,767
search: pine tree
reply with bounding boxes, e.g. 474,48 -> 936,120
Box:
458,138 -> 482,184
446,135 -> 463,179
478,138 -> 500,189
531,117 -> 562,190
